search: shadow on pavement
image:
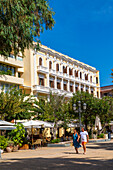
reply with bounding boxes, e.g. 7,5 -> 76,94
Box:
0,157 -> 113,170
87,141 -> 113,151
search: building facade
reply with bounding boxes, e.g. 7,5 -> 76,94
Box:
0,54 -> 24,92
100,85 -> 113,98
21,45 -> 100,98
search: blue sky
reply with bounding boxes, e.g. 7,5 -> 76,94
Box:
40,0 -> 113,87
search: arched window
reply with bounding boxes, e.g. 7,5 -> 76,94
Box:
80,72 -> 82,79
56,63 -> 59,71
49,61 -> 52,69
90,76 -> 92,83
39,57 -> 42,66
75,70 -> 78,77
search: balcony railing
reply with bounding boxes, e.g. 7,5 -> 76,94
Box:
37,66 -> 48,73
0,55 -> 24,68
0,75 -> 24,85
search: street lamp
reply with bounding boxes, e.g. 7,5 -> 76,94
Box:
73,101 -> 86,132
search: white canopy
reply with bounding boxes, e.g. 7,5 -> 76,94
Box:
0,120 -> 14,126
0,126 -> 16,130
35,120 -> 54,128
22,120 -> 44,128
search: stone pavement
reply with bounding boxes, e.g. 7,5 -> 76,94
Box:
0,140 -> 113,170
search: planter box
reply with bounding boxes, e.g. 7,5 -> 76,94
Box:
19,144 -> 29,150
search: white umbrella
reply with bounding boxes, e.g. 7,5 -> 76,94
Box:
0,126 -> 16,130
0,120 -> 14,126
0,120 -> 15,130
35,120 -> 54,128
22,120 -> 44,144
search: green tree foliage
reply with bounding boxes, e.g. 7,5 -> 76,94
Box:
0,0 -> 55,57
33,92 -> 70,138
8,123 -> 25,146
70,91 -> 110,131
0,87 -> 33,121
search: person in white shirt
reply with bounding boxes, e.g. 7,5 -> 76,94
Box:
80,127 -> 89,154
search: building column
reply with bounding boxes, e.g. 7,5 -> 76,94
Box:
67,80 -> 70,91
61,78 -> 63,90
55,76 -> 57,89
83,84 -> 86,92
89,86 -> 91,94
47,74 -> 49,87
34,51 -> 37,85
78,83 -> 81,92
94,87 -> 97,97
98,88 -> 100,98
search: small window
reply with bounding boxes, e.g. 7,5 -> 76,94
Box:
39,78 -> 44,86
75,70 -> 78,77
49,61 -> 52,69
56,63 -> 59,71
80,72 -> 82,79
90,76 -> 92,83
96,77 -> 98,84
39,57 -> 42,66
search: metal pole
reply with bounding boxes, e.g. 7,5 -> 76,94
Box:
79,105 -> 81,132
0,149 -> 2,159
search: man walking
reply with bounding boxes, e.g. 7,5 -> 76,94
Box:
80,128 -> 89,155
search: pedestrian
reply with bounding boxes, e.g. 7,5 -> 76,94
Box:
80,127 -> 89,155
73,129 -> 81,154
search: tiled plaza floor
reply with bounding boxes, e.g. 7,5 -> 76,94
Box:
0,140 -> 113,170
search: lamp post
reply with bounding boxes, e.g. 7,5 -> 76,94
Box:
73,101 -> 86,132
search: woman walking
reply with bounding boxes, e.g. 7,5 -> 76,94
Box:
73,129 -> 81,154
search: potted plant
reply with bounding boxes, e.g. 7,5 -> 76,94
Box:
0,136 -> 8,153
8,123 -> 25,152
19,137 -> 30,150
6,141 -> 14,152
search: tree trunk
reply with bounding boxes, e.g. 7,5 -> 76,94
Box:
53,126 -> 57,139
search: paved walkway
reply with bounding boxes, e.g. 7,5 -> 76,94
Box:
0,140 -> 113,170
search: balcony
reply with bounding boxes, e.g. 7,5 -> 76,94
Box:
33,85 -> 73,98
0,75 -> 24,85
37,66 -> 48,74
49,69 -> 56,75
0,56 -> 24,68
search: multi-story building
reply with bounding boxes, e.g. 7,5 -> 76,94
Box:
21,45 -> 100,98
100,85 -> 113,98
0,54 -> 24,92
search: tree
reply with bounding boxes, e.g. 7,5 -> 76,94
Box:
99,96 -> 113,127
0,87 -> 33,121
70,91 -> 110,138
33,92 -> 70,139
0,0 -> 55,57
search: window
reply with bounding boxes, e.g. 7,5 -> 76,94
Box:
57,82 -> 61,89
96,77 -> 98,84
85,74 -> 88,81
75,70 -> 78,77
76,87 -> 78,92
63,66 -> 67,73
64,84 -> 67,91
80,72 -> 82,79
39,57 -> 42,66
39,78 -> 44,86
90,76 -> 92,83
49,61 -> 52,69
56,63 -> 59,71
70,85 -> 73,92
50,81 -> 54,88
69,68 -> 73,76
